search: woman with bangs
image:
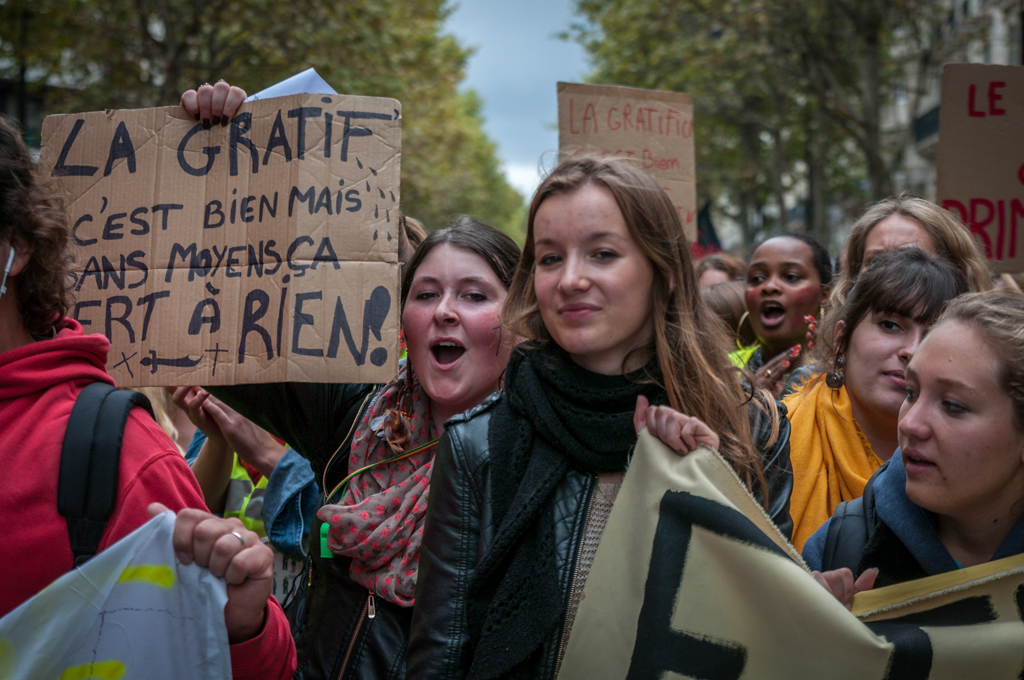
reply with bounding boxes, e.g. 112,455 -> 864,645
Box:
178,84 -> 525,679
408,156 -> 793,680
199,218 -> 521,680
785,248 -> 970,550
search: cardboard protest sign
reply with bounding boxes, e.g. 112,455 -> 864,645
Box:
40,94 -> 401,387
558,432 -> 1024,679
557,82 -> 696,238
937,63 -> 1024,273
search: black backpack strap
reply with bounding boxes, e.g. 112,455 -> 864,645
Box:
820,496 -> 869,572
58,382 -> 154,567
820,461 -> 887,573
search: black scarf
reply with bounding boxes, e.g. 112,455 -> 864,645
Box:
466,345 -> 665,680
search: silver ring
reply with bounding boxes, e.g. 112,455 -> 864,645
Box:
764,369 -> 772,379
229,531 -> 246,548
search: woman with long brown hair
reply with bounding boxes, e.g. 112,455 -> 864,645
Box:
407,156 -> 792,680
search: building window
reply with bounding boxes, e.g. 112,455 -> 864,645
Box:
1013,20 -> 1022,65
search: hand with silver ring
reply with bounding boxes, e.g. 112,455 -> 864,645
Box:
148,503 -> 273,643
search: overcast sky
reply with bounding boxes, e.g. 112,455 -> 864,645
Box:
444,0 -> 590,200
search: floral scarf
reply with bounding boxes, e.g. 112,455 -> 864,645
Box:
317,363 -> 438,606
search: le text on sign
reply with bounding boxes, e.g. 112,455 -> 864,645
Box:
937,63 -> 1024,273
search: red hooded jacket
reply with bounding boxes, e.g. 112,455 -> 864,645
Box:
0,319 -> 294,678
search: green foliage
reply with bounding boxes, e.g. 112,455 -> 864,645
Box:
402,89 -> 526,243
0,0 -> 525,236
569,0 -> 946,247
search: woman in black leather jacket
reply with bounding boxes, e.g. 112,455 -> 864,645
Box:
408,156 -> 794,680
177,84 -> 526,679
210,218 -> 521,680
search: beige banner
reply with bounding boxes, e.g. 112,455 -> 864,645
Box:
558,431 -> 1024,679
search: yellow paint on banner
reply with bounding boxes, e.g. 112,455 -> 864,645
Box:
0,638 -> 14,680
59,660 -> 125,680
116,565 -> 175,589
852,551 -> 1024,616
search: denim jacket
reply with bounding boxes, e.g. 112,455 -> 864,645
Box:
185,430 -> 317,560
262,448 -> 318,559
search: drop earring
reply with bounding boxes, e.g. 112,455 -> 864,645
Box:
825,353 -> 845,389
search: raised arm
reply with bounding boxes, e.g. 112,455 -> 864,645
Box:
207,382 -> 375,482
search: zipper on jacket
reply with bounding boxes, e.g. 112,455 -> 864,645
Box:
554,477 -> 596,678
337,592 -> 376,680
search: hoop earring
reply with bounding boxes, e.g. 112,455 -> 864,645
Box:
825,353 -> 845,390
736,310 -> 750,339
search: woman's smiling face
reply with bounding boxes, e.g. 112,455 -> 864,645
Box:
402,243 -> 510,426
532,182 -> 657,375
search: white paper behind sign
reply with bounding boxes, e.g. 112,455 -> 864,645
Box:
246,68 -> 338,102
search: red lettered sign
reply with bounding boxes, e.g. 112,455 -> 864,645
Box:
938,63 -> 1024,272
558,82 -> 696,239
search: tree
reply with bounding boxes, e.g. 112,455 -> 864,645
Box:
568,0 -> 953,248
0,0 -> 524,236
569,0 -> 839,244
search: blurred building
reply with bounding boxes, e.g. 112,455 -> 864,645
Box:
890,0 -> 1023,199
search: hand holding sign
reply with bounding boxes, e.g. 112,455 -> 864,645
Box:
149,503 -> 273,644
811,567 -> 879,611
633,394 -> 721,454
181,82 -> 248,128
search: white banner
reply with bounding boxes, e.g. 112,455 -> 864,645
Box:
0,512 -> 231,679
